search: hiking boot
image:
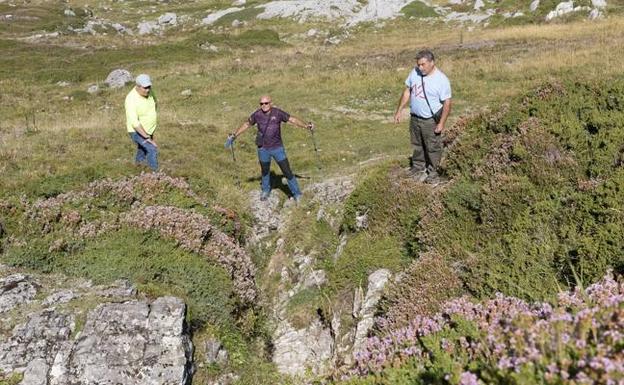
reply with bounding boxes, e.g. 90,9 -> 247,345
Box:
424,172 -> 441,185
294,194 -> 303,204
260,191 -> 270,201
409,168 -> 428,182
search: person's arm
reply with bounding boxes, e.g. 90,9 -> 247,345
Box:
434,99 -> 452,134
231,121 -> 252,138
287,116 -> 314,130
394,87 -> 410,123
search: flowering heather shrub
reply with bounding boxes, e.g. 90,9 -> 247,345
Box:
347,273 -> 624,385
7,172 -> 257,304
417,79 -> 624,302
121,205 -> 257,304
376,252 -> 463,331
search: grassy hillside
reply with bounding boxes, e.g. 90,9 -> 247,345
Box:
1,2 -> 624,383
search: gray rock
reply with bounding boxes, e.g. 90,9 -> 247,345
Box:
0,274 -> 37,313
87,84 -> 99,94
302,270 -> 327,289
216,349 -> 228,365
355,211 -> 368,230
307,28 -> 318,37
68,297 -> 191,384
249,190 -> 281,243
22,358 -> 49,385
545,1 -> 574,20
95,278 -> 137,297
43,290 -> 77,307
231,19 -> 243,27
204,338 -> 222,364
200,42 -> 219,52
180,89 -> 192,97
352,269 -> 391,354
0,309 -> 74,373
158,12 -> 177,25
232,0 -> 246,6
474,0 -> 484,10
104,69 -> 133,89
111,23 -> 132,34
592,0 -> 607,7
64,9 -> 76,17
273,319 -> 333,376
530,0 -> 540,12
137,20 -> 160,35
202,7 -> 244,25
589,8 -> 603,19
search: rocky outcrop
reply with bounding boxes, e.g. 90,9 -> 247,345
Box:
352,269 -> 391,355
0,274 -> 37,313
0,271 -> 193,385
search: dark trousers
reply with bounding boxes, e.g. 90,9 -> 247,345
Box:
410,115 -> 442,172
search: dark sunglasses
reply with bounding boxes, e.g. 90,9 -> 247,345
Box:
142,85 -> 151,89
259,102 -> 270,105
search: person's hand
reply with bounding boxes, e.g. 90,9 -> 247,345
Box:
147,138 -> 158,147
306,122 -> 315,131
434,124 -> 443,134
394,111 -> 402,124
224,134 -> 236,148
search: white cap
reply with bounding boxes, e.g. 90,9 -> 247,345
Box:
135,74 -> 152,87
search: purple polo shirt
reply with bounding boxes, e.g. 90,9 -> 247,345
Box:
249,107 -> 290,149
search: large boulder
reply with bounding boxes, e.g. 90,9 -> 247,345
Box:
104,69 -> 133,89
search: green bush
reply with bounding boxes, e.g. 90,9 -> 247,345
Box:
428,78 -> 624,301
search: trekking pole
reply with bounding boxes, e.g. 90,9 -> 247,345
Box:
225,134 -> 241,186
308,123 -> 321,170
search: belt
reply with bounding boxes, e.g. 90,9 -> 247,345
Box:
410,113 -> 432,120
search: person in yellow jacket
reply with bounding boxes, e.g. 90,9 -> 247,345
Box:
125,74 -> 159,171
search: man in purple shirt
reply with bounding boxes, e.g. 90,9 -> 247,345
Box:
227,95 -> 314,202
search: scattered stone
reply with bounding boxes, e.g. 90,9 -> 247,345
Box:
204,338 -> 223,364
592,0 -> 607,8
231,19 -> 243,27
180,89 -> 192,97
111,23 -> 132,34
530,0 -> 540,12
87,84 -> 99,94
589,8 -> 603,19
545,1 -> 588,20
302,270 -> 327,289
355,211 -> 368,230
104,69 -> 133,88
64,9 -> 76,17
158,12 -> 177,26
202,7 -> 243,25
199,42 -> 219,52
137,20 -> 160,35
232,0 -> 246,6
56,81 -> 70,87
474,0 -> 484,10
307,28 -> 318,37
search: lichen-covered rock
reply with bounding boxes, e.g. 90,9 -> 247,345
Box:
0,274 -> 37,313
0,271 -> 193,385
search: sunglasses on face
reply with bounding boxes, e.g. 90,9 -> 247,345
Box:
260,102 -> 270,105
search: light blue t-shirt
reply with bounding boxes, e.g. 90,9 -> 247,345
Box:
405,68 -> 452,118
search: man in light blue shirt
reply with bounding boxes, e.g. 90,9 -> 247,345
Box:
394,50 -> 452,183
